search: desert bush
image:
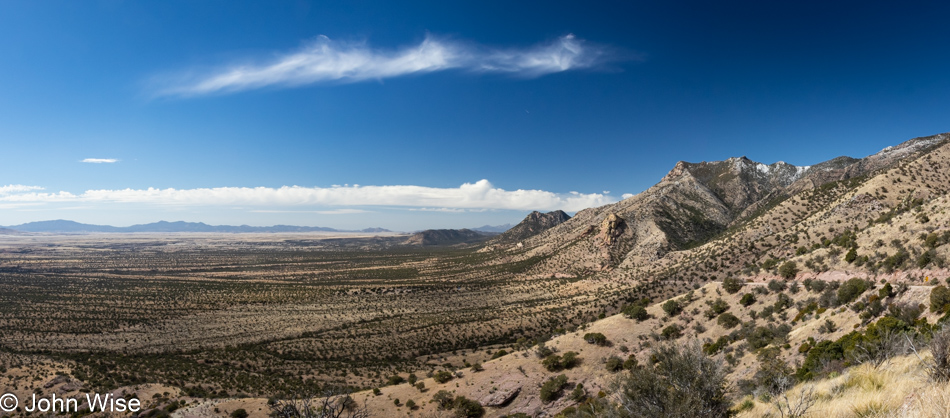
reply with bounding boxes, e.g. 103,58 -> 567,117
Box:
929,326 -> 950,382
779,262 -> 798,279
269,388 -> 369,418
535,343 -> 554,359
717,313 -> 740,329
433,370 -> 453,384
662,299 -> 683,317
662,324 -> 683,340
542,355 -> 563,372
583,332 -> 608,346
387,375 -> 405,386
561,351 -> 579,369
705,298 -> 730,318
623,304 -> 650,321
931,285 -> 950,313
452,396 -> 484,418
723,277 -> 744,294
739,293 -> 756,307
754,347 -> 795,396
768,280 -> 787,292
540,374 -> 569,403
837,278 -> 870,305
605,355 -> 624,372
432,390 -> 455,409
570,383 -> 587,402
609,340 -> 731,417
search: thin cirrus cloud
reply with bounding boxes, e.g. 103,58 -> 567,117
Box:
0,180 -> 618,212
154,34 -> 621,97
81,158 -> 118,164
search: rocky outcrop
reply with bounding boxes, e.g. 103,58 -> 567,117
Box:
492,210 -> 571,244
481,384 -> 521,407
599,213 -> 626,246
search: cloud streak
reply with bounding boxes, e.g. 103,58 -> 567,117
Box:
0,184 -> 44,194
82,158 -> 118,164
0,180 -> 615,212
156,34 -> 618,96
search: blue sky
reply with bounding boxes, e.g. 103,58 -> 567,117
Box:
1,1 -> 949,231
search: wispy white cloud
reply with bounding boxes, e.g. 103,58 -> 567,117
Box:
0,184 -> 44,195
0,180 -> 616,212
251,209 -> 372,215
82,158 -> 118,164
155,34 -> 619,97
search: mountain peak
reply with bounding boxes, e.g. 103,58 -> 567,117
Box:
492,210 -> 571,244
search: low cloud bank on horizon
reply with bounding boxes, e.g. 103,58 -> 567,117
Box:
154,34 -> 621,96
0,180 -> 618,212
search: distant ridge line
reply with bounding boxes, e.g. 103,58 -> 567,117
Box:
4,220 -> 392,234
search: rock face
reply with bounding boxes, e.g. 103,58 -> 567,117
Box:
599,213 -> 626,245
480,384 -> 521,407
492,210 -> 571,244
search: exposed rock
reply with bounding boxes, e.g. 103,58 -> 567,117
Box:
481,384 -> 521,407
44,375 -> 70,389
492,210 -> 571,244
600,213 -> 626,245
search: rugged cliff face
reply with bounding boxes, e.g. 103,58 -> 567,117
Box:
491,210 -> 571,244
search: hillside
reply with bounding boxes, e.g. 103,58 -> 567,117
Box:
499,133 -> 949,298
403,228 -> 492,246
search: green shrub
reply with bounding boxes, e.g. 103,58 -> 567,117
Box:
540,374 -> 569,403
706,298 -> 730,317
739,293 -> 756,307
561,351 -> 579,369
584,332 -> 608,346
879,283 -> 894,299
723,277 -> 744,294
433,370 -> 453,384
605,355 -> 624,372
767,280 -> 786,292
662,299 -> 683,317
779,262 -> 799,279
623,304 -> 650,321
230,409 -> 248,418
432,390 -> 455,409
570,383 -> 587,401
387,375 -> 405,385
931,285 -> 950,313
452,396 -> 485,418
542,354 -> 563,372
717,312 -> 740,329
623,355 -> 639,370
610,341 -> 731,417
845,247 -> 857,263
662,324 -> 683,340
837,278 -> 870,305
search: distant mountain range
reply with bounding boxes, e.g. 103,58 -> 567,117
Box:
3,220 -> 391,234
470,223 -> 514,233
